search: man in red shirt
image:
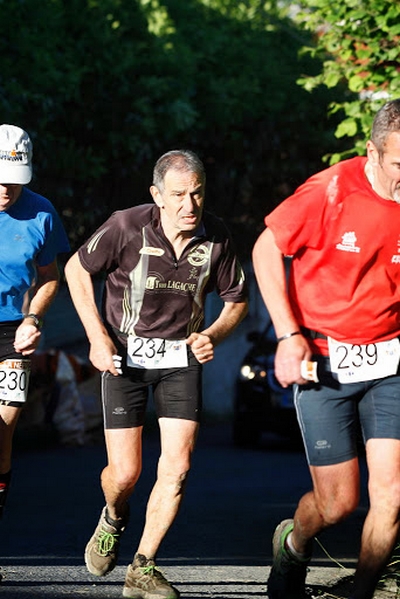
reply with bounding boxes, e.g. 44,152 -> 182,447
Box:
253,99 -> 400,599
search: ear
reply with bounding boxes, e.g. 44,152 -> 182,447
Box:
150,185 -> 164,208
366,140 -> 379,166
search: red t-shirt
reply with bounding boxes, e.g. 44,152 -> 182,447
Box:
265,156 -> 400,354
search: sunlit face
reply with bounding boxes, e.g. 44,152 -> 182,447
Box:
366,132 -> 400,203
150,168 -> 205,238
0,184 -> 22,211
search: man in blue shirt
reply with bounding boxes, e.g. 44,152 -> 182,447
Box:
0,124 -> 69,521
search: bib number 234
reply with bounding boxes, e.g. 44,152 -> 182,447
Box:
127,336 -> 188,369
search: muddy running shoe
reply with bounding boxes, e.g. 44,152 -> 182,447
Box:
85,505 -> 128,576
122,553 -> 180,599
267,519 -> 311,599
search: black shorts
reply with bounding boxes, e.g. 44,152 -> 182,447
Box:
0,321 -> 30,408
101,348 -> 202,429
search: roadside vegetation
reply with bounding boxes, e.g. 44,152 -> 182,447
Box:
1,0 -> 398,258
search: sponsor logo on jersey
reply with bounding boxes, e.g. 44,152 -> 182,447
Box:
139,246 -> 165,256
145,273 -> 164,290
391,238 -> 400,263
336,231 -> 360,253
166,280 -> 196,292
188,267 -> 199,280
145,272 -> 196,293
187,244 -> 210,266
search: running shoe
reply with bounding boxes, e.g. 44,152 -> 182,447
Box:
85,505 -> 128,576
122,553 -> 180,599
267,518 -> 311,599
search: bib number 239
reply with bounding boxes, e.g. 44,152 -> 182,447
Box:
127,336 -> 188,369
328,336 -> 400,383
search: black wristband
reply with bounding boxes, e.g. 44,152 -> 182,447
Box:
24,313 -> 43,329
276,331 -> 301,343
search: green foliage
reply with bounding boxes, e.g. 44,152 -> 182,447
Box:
0,0 -> 340,257
294,0 -> 400,163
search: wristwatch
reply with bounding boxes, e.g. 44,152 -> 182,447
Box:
24,313 -> 43,329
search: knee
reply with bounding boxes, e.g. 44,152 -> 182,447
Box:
104,463 -> 141,492
315,492 -> 359,526
370,480 -> 400,515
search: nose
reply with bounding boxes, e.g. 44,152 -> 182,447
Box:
183,193 -> 196,212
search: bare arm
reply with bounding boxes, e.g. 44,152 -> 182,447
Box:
64,252 -> 119,375
186,300 -> 248,364
252,227 -> 311,387
14,260 -> 60,355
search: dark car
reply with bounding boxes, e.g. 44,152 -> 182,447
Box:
232,322 -> 301,447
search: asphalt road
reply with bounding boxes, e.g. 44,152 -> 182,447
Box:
0,422 -> 379,598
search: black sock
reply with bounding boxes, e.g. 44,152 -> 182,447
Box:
105,506 -> 126,529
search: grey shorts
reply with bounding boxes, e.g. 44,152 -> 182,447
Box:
101,348 -> 202,429
295,356 -> 400,466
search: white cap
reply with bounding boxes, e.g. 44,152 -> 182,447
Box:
0,124 -> 32,185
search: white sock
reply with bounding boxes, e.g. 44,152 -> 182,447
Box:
286,531 -> 310,561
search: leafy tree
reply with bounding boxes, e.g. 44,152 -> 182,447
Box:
294,0 -> 400,163
0,0 -> 342,257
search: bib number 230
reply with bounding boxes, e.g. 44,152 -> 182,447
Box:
328,337 -> 400,383
0,359 -> 31,403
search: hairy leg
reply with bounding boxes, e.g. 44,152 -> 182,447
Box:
291,457 -> 360,554
101,426 -> 143,520
136,417 -> 199,558
352,438 -> 400,599
0,404 -> 21,473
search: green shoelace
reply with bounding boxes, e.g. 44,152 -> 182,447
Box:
97,530 -> 119,556
139,565 -> 167,581
141,566 -> 155,575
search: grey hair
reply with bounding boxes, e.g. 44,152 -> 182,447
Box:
152,150 -> 206,192
371,99 -> 400,155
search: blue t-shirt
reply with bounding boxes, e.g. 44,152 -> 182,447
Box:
0,187 -> 70,322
